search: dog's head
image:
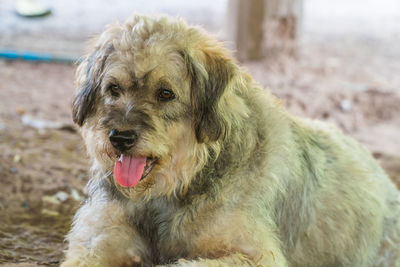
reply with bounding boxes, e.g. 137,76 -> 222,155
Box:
73,15 -> 245,198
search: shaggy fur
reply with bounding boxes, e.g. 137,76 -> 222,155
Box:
62,15 -> 400,267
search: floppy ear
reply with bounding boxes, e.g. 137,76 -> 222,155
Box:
72,44 -> 113,126
181,48 -> 236,143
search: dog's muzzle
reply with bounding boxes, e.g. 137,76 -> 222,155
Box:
109,129 -> 137,152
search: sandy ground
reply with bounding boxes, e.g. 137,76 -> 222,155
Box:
0,61 -> 87,265
0,0 -> 399,266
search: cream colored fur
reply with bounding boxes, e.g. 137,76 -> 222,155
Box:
62,15 -> 400,267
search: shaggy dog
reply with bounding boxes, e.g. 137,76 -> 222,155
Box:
62,15 -> 400,267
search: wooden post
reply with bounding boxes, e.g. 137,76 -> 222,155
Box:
226,0 -> 265,61
226,0 -> 303,61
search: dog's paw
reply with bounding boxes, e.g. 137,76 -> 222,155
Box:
59,258 -> 82,267
156,258 -> 199,267
124,255 -> 144,267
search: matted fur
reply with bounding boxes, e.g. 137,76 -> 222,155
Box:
62,15 -> 400,267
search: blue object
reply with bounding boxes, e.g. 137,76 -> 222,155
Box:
0,50 -> 78,63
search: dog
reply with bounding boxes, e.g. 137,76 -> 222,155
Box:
61,15 -> 400,267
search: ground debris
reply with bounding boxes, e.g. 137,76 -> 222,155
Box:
21,115 -> 76,133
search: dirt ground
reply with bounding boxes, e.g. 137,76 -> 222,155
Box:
0,61 -> 88,266
1,4 -> 400,265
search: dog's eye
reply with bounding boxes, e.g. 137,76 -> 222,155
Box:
108,84 -> 120,97
158,88 -> 175,101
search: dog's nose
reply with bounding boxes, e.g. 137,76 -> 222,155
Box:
109,129 -> 137,152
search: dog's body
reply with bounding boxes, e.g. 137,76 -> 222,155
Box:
62,15 -> 400,267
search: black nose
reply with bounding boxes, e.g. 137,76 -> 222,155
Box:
109,129 -> 137,152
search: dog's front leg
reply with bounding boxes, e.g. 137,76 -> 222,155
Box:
61,198 -> 151,267
161,250 -> 287,267
160,254 -> 254,267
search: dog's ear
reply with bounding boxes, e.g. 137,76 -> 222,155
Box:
181,48 -> 236,143
72,44 -> 113,126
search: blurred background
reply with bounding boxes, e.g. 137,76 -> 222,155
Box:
0,0 -> 399,265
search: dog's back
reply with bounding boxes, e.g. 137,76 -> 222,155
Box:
288,118 -> 400,267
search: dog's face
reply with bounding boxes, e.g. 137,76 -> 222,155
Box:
72,16 -> 240,198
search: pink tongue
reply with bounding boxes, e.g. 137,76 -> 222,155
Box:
114,155 -> 146,187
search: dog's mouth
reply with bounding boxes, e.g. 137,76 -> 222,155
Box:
114,154 -> 158,187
